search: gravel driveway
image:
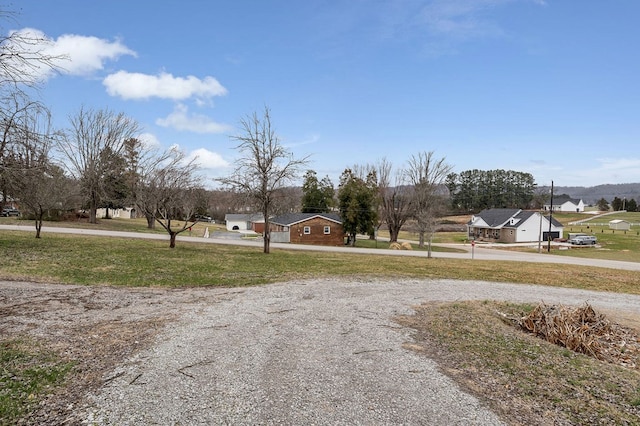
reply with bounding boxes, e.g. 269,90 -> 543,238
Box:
50,278 -> 637,425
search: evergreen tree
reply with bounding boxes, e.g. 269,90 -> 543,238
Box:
596,198 -> 610,211
338,168 -> 378,246
611,196 -> 624,211
447,169 -> 535,212
301,170 -> 334,213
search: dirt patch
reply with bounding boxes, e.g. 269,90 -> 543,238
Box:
0,281 -> 232,425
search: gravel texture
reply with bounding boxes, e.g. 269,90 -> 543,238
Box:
64,278 -> 640,425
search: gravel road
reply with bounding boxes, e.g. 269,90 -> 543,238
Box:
72,278 -> 640,425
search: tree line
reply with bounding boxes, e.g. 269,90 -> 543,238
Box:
0,8 -> 552,253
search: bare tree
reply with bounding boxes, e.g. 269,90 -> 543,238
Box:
0,9 -> 65,97
3,102 -> 75,237
58,107 -> 140,223
121,137 -> 169,229
138,147 -> 202,248
377,158 -> 415,243
406,151 -> 452,256
0,93 -> 42,208
218,107 -> 309,253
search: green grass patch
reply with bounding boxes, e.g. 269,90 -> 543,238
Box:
0,339 -> 73,425
0,231 -> 639,292
398,301 -> 640,425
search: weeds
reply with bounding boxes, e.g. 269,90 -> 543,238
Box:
0,339 -> 73,425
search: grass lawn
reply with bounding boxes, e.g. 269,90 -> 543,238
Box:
1,216 -> 639,425
1,231 -> 639,291
0,339 -> 74,425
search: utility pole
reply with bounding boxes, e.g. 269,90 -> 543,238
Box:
547,180 -> 554,253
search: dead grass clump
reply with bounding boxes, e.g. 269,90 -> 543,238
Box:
389,242 -> 413,250
401,242 -> 413,250
516,302 -> 640,368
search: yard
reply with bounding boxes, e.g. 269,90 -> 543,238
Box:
1,217 -> 639,425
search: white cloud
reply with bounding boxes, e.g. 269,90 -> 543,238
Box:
415,0 -> 546,54
103,71 -> 227,101
156,104 -> 231,134
594,157 -> 640,182
187,148 -> 230,169
526,157 -> 640,187
6,28 -> 136,81
420,0 -> 510,40
285,133 -> 320,148
138,132 -> 161,149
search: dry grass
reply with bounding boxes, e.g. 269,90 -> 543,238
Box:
513,303 -> 640,367
398,301 -> 640,425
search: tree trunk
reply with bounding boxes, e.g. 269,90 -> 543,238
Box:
35,210 -> 43,239
388,226 -> 400,243
262,208 -> 270,254
145,213 -> 155,229
418,231 -> 425,248
169,231 -> 177,248
88,192 -> 97,223
350,233 -> 357,246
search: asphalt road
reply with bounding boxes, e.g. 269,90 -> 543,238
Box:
2,223 -> 639,271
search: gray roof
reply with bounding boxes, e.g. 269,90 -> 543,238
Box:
470,208 -> 563,228
270,212 -> 342,226
470,208 -> 521,227
224,213 -> 263,222
546,195 -> 581,205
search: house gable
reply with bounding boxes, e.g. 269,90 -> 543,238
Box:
468,208 -> 521,228
468,208 -> 564,243
270,213 -> 345,246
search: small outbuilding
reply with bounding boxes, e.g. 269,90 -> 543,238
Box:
608,219 -> 631,231
544,195 -> 585,213
224,213 -> 264,232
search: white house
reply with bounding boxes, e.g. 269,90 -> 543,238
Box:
224,213 -> 263,231
544,195 -> 585,212
468,208 -> 564,243
96,207 -> 136,219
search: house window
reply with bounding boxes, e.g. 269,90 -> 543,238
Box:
324,226 -> 331,234
303,226 -> 311,235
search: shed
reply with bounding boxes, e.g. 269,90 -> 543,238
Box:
609,219 -> 631,231
224,213 -> 264,232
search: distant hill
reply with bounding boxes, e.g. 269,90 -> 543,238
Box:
539,183 -> 640,205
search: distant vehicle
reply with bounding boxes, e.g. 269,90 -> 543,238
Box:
569,235 -> 597,245
195,214 -> 213,223
1,208 -> 20,217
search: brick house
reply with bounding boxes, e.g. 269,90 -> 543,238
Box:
269,213 -> 345,246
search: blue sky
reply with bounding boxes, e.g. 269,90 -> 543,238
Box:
12,0 -> 640,188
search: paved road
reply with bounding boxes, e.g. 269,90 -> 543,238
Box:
2,224 -> 639,271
